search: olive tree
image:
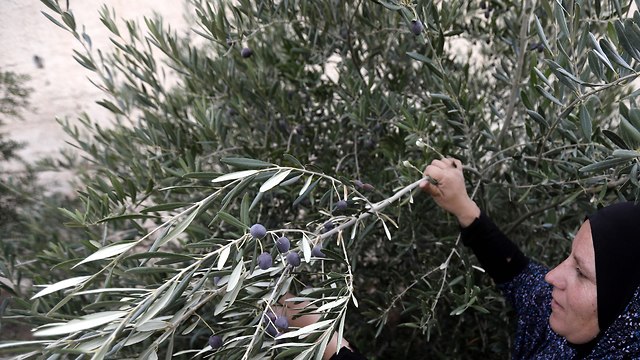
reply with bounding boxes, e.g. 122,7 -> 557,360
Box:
5,0 -> 640,359
0,69 -> 31,323
0,69 -> 87,344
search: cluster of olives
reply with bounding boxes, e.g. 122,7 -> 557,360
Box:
208,311 -> 289,349
208,217 -> 338,350
249,223 -> 328,271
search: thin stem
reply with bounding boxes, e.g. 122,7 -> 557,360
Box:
319,178 -> 425,241
497,0 -> 534,144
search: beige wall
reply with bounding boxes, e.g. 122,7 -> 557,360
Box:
1,0 -> 188,190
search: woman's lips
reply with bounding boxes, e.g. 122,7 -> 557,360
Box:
551,298 -> 563,311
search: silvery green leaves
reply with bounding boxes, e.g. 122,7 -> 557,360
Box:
580,104 -> 640,198
525,3 -> 640,199
530,5 -> 638,114
27,155 -> 420,360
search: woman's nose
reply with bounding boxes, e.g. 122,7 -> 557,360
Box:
545,262 -> 566,289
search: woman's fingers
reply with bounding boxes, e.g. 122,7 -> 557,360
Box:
422,164 -> 447,198
428,157 -> 462,170
424,164 -> 445,183
430,159 -> 449,169
436,157 -> 461,169
422,158 -> 465,198
419,180 -> 441,197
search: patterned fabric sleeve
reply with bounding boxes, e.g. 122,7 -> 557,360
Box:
498,262 -> 571,359
461,212 -> 571,358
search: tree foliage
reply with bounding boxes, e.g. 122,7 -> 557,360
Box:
5,0 -> 640,358
0,69 -> 85,343
0,69 -> 29,230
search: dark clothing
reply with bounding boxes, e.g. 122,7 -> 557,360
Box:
460,212 -> 529,283
329,344 -> 367,360
464,211 -> 640,359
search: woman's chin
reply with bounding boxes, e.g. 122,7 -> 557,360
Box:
548,313 -> 564,336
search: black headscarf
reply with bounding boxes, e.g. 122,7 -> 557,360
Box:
588,201 -> 640,333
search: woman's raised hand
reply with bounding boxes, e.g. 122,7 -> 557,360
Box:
420,158 -> 480,227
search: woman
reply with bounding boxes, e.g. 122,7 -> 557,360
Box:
421,158 -> 640,358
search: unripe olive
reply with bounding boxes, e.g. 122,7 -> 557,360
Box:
250,223 -> 267,238
274,316 -> 289,330
241,47 -> 253,58
410,20 -> 424,36
286,252 -> 301,267
257,252 -> 272,270
276,236 -> 290,253
311,245 -> 325,258
208,335 -> 223,350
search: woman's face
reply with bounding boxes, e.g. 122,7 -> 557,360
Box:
544,221 -> 599,344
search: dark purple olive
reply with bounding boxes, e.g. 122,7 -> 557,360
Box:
241,47 -> 253,58
276,236 -> 290,253
286,252 -> 301,267
335,200 -> 348,211
257,252 -> 272,270
311,245 -> 325,258
361,183 -> 375,191
323,221 -> 334,232
410,20 -> 424,36
274,316 -> 289,330
250,223 -> 267,238
266,323 -> 278,336
208,335 -> 223,350
363,139 -> 376,149
263,311 -> 276,324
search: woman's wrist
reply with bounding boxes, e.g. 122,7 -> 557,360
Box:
455,200 -> 481,228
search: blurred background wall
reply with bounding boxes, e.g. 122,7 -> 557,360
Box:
0,0 -> 188,191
